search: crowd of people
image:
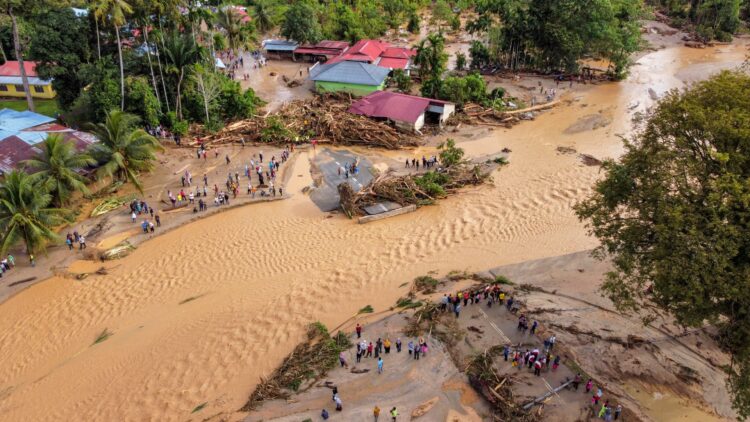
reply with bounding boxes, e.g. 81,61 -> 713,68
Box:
0,254 -> 16,276
404,155 -> 439,171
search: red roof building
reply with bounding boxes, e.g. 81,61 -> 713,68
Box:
294,40 -> 351,61
0,61 -> 39,77
348,91 -> 454,132
328,39 -> 390,64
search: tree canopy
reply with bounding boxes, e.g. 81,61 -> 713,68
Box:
575,71 -> 750,418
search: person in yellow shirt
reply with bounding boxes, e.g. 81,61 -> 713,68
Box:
384,338 -> 391,354
373,405 -> 380,421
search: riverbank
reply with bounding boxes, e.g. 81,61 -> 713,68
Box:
0,22 -> 746,422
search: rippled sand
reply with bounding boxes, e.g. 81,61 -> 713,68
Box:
0,43 -> 745,421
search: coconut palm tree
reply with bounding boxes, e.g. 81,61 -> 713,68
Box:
0,170 -> 67,256
88,110 -> 162,193
162,33 -> 202,120
253,1 -> 274,33
93,0 -> 133,111
3,3 -> 34,111
21,134 -> 96,207
217,8 -> 255,53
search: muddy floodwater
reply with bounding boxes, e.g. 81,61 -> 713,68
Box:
0,41 -> 746,421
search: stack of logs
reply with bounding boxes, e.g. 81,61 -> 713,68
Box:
191,94 -> 419,150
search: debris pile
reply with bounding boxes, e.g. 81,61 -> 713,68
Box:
194,94 -> 419,149
467,346 -> 534,421
338,163 -> 491,217
241,323 -> 351,411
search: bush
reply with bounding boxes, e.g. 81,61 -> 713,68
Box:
407,13 -> 420,33
125,76 -> 160,127
392,69 -> 412,93
438,138 -> 465,167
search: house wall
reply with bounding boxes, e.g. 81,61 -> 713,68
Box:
0,83 -> 56,99
440,104 -> 456,125
314,81 -> 384,96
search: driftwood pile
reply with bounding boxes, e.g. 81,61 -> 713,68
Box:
460,101 -> 561,128
338,164 -> 491,217
467,346 -> 535,421
241,323 -> 351,411
194,94 -> 419,150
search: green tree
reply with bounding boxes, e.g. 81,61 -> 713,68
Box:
455,52 -> 466,70
438,73 -> 488,106
407,12 -> 420,33
217,77 -> 263,121
0,0 -> 45,111
190,63 -> 221,125
574,71 -> 750,418
217,8 -> 255,52
162,33 -> 202,120
469,40 -> 489,69
253,0 -> 275,33
0,170 -> 67,256
29,7 -> 92,109
21,134 -> 96,207
93,0 -> 133,111
392,68 -> 412,93
88,110 -> 162,192
415,32 -> 448,98
125,76 -> 160,127
281,2 -> 322,44
438,138 -> 464,167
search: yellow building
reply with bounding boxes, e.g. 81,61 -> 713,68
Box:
0,61 -> 56,99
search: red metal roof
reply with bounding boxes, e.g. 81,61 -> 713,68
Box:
377,57 -> 409,69
381,47 -> 417,59
348,91 -> 449,124
0,136 -> 39,173
0,61 -> 39,77
328,39 -> 389,64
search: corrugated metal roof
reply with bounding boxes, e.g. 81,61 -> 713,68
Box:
349,91 -> 452,123
0,61 -> 39,77
310,61 -> 390,86
263,39 -> 299,51
0,109 -> 55,131
0,76 -> 52,86
377,57 -> 409,69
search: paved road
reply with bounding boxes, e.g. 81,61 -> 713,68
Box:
310,149 -> 374,211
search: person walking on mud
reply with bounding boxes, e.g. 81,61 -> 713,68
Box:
377,357 -> 384,374
373,405 -> 380,421
390,407 -> 398,421
356,323 -> 362,338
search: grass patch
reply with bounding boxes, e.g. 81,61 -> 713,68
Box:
358,305 -> 374,314
493,275 -> 514,285
396,296 -> 423,309
92,329 -> 113,345
191,402 -> 208,413
414,275 -> 440,293
0,99 -> 60,117
493,156 -> 508,165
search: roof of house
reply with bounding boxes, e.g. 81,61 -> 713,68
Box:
328,39 -> 390,64
310,61 -> 390,86
381,47 -> 417,59
348,91 -> 451,123
0,61 -> 39,77
294,40 -> 350,58
0,76 -> 52,86
263,39 -> 299,51
0,109 -> 97,174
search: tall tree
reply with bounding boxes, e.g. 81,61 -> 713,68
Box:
93,0 -> 133,111
162,33 -> 202,119
0,170 -> 67,257
281,2 -> 322,44
88,110 -> 162,192
0,0 -> 35,111
217,8 -> 255,52
575,71 -> 750,418
191,63 -> 221,125
414,32 -> 448,98
21,134 -> 96,207
253,0 -> 274,33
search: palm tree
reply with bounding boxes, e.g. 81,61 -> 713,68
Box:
88,110 -> 162,193
93,0 -> 133,111
253,1 -> 274,33
162,33 -> 202,120
3,4 -> 34,111
21,134 -> 96,207
217,8 -> 255,52
0,170 -> 67,257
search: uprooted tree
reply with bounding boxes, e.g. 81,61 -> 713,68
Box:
575,71 -> 750,419
338,139 -> 494,217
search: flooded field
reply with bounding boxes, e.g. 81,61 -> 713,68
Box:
0,36 -> 746,421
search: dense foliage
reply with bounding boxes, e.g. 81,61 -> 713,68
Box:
575,71 -> 750,418
652,0 -> 745,41
467,0 -> 644,78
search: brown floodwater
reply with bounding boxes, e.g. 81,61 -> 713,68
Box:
0,41 -> 746,421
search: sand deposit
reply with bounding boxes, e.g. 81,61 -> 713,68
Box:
0,33 -> 747,421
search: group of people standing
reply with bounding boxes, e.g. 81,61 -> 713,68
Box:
404,155 -> 439,170
0,254 -> 16,277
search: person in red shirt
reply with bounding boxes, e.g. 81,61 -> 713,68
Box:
356,323 -> 362,338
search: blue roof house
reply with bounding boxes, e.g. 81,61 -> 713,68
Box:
309,61 -> 390,96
